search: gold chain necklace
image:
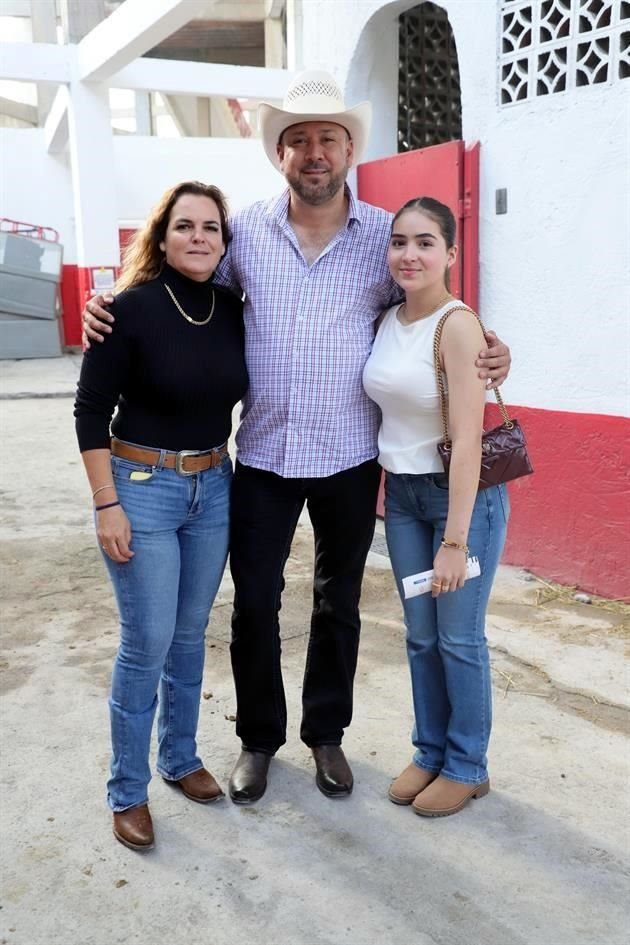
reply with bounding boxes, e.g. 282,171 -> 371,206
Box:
399,293 -> 453,325
163,282 -> 215,326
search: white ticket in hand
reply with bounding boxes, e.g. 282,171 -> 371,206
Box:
402,556 -> 481,599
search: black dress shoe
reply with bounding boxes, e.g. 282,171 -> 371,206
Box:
229,749 -> 272,804
311,745 -> 353,798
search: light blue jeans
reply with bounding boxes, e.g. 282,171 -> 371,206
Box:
384,472 -> 509,785
102,451 -> 231,812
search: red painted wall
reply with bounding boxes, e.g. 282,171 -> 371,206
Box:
60,230 -> 133,346
60,265 -> 96,347
376,404 -> 629,600
59,264 -> 81,346
487,404 -> 630,601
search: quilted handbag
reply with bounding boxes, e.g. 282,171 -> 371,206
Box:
433,305 -> 533,491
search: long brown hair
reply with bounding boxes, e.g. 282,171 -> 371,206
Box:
115,181 -> 231,292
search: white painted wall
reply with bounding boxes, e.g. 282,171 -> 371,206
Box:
301,0 -> 630,418
0,129 -> 76,257
113,136 -> 284,224
0,128 -> 284,262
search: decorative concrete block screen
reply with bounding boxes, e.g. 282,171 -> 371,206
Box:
499,0 -> 630,105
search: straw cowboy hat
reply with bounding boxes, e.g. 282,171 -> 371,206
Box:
258,69 -> 372,171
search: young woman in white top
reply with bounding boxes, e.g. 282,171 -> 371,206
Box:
363,197 -> 509,817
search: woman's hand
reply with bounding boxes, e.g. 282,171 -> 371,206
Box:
432,545 -> 467,597
96,505 -> 134,563
82,293 -> 115,348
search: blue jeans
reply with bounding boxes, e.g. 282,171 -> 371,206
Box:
102,452 -> 232,812
384,472 -> 509,785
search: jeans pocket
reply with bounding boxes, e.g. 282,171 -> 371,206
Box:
217,455 -> 233,478
111,456 -> 155,481
384,470 -> 403,508
431,472 -> 450,491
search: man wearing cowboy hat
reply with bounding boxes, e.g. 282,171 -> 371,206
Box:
83,69 -> 511,805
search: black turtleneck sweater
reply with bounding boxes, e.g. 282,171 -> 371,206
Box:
74,264 -> 248,452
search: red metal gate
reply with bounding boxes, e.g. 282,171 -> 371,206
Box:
358,140 -> 480,515
357,140 -> 479,308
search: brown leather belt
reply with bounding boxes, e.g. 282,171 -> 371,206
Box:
111,438 -> 228,476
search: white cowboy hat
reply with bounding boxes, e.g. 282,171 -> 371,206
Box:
258,69 -> 372,171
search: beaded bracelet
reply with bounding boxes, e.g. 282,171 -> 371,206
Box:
441,538 -> 469,553
95,500 -> 121,512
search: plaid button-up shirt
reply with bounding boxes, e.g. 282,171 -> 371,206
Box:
215,187 -> 397,478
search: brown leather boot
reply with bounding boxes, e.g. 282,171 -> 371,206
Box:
412,775 -> 490,817
388,764 -> 439,805
112,804 -> 154,851
166,767 -> 224,804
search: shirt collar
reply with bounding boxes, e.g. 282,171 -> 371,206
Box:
266,185 -> 363,230
345,186 -> 363,227
266,188 -> 291,226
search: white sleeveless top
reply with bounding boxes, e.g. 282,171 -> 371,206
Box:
362,300 -> 459,474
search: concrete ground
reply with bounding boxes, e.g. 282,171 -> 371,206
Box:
1,356 -> 629,945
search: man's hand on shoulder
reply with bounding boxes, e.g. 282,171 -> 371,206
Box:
82,293 -> 115,349
476,330 -> 511,390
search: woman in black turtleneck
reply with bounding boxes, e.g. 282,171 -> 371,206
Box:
74,182 -> 247,852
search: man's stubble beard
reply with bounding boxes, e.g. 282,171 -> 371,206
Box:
285,167 -> 348,206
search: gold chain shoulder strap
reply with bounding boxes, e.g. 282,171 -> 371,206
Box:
433,305 -> 513,445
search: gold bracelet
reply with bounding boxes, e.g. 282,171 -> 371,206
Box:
441,538 -> 469,553
92,483 -> 116,499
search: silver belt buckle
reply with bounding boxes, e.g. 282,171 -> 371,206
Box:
175,449 -> 201,476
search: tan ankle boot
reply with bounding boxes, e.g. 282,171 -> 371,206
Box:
411,774 -> 490,817
388,764 -> 439,805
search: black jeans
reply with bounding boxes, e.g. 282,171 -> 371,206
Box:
229,458 -> 381,754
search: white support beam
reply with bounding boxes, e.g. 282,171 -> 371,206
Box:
0,96 -> 37,124
161,95 -> 187,136
286,0 -> 303,70
66,79 -> 120,267
265,0 -> 286,17
265,17 -> 285,69
110,58 -> 292,100
31,0 -> 59,123
0,42 -> 72,84
76,0 -> 205,83
198,0 -> 266,18
163,94 -> 213,137
210,97 -> 243,138
44,85 -> 69,153
0,1 -> 32,15
60,0 -> 105,45
31,0 -> 59,44
134,92 -> 153,136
